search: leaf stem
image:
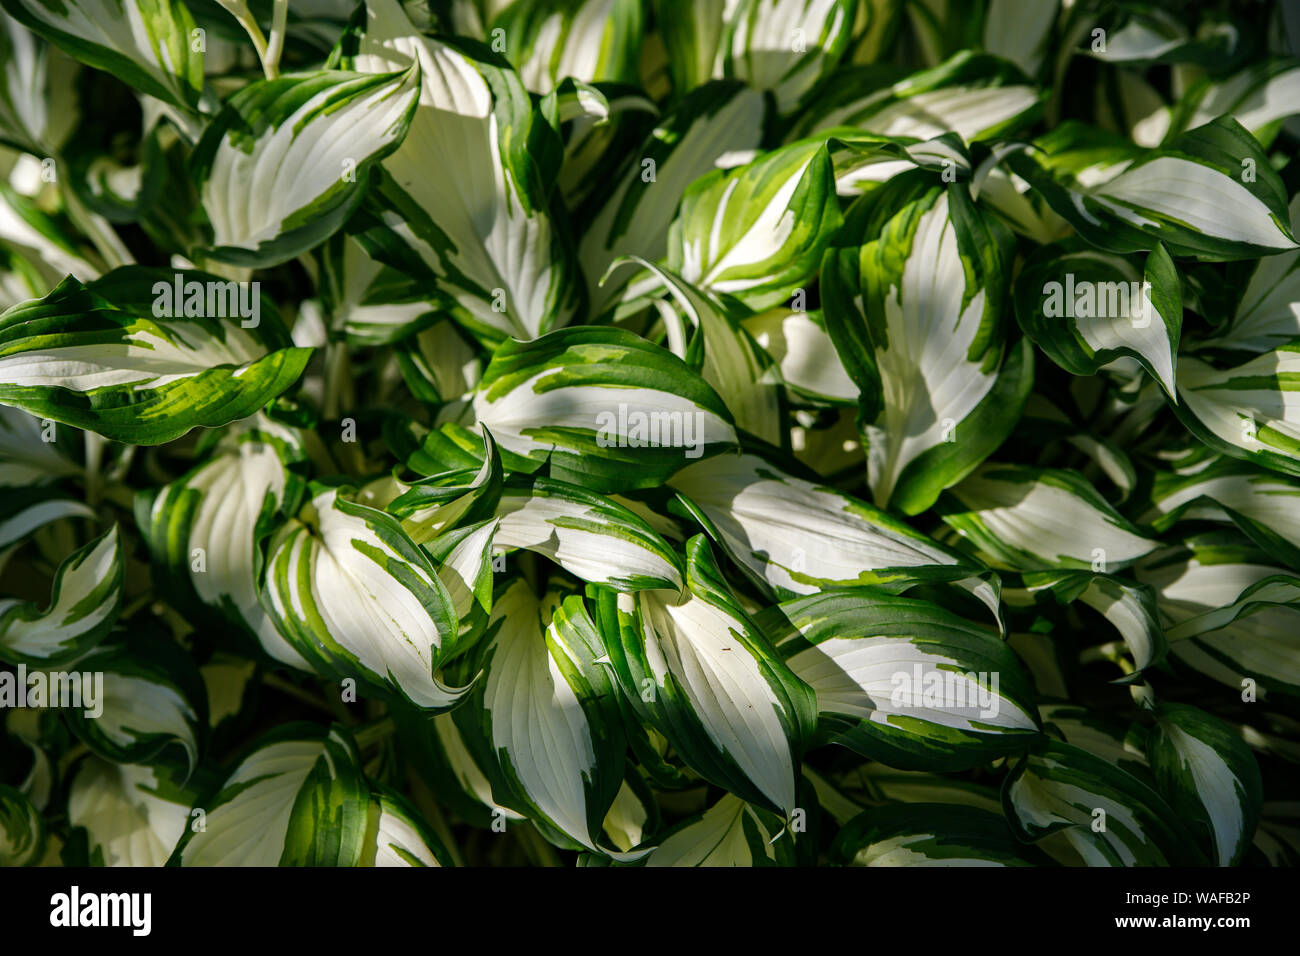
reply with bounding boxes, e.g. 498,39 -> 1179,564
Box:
264,0 -> 289,80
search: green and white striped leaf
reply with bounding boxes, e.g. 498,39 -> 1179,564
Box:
316,234 -> 437,347
396,318 -> 483,400
1174,347 -> 1300,479
718,0 -> 857,116
614,258 -> 781,444
1013,242 -> 1181,399
0,406 -> 80,488
937,463 -> 1159,571
1171,59 -> 1300,139
1144,460 -> 1300,570
742,308 -> 857,403
349,0 -> 579,341
263,485 -> 469,711
1086,7 -> 1235,67
491,0 -> 644,94
821,183 -> 1032,514
67,758 -> 194,866
665,139 -> 841,311
794,51 -> 1042,142
0,184 -> 101,292
981,0 -> 1058,77
138,417 -> 309,670
0,525 -> 121,666
171,723 -> 369,866
0,268 -> 313,445
66,635 -> 207,771
401,709 -> 527,827
1039,703 -> 1149,779
1138,533 -> 1300,699
494,477 -> 683,591
1004,117 -> 1298,260
768,589 -> 1041,771
578,81 -> 766,314
1002,739 -> 1206,866
831,803 -> 1041,866
0,17 -> 78,155
360,785 -> 454,866
643,794 -> 791,866
0,784 -> 43,866
1147,703 -> 1262,866
825,129 -> 971,197
422,518 -> 500,661
387,430 -> 503,546
1197,194 -> 1300,354
1019,570 -> 1167,680
0,489 -> 94,577
0,0 -> 204,113
472,325 -> 737,493
652,0 -> 727,95
459,583 -> 640,857
595,535 -> 817,815
193,68 -> 420,269
668,453 -> 1002,621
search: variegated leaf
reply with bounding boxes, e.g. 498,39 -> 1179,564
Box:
644,794 -> 792,866
263,485 -> 469,711
0,0 -> 204,113
1014,242 -> 1181,399
458,582 -> 640,857
579,81 -> 766,314
822,181 -> 1032,514
937,463 -> 1159,572
1004,117 -> 1298,260
472,325 -> 737,492
0,268 -> 312,445
68,758 -> 194,866
137,417 -> 309,670
1147,703 -> 1262,866
492,0 -> 643,94
171,723 -> 369,866
795,51 -> 1042,143
0,525 -> 121,666
1002,740 -> 1206,866
768,589 -> 1041,770
665,139 -> 841,311
494,476 -> 683,591
668,452 -> 1002,622
66,635 -> 207,771
0,784 -> 43,866
594,535 -> 817,815
349,0 -> 580,341
194,68 -> 420,268
360,785 -> 454,866
831,803 -> 1043,866
718,0 -> 857,116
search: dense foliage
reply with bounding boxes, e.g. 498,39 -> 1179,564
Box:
1,0 -> 1298,867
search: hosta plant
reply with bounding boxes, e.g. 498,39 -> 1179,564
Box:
1,0 -> 1299,869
